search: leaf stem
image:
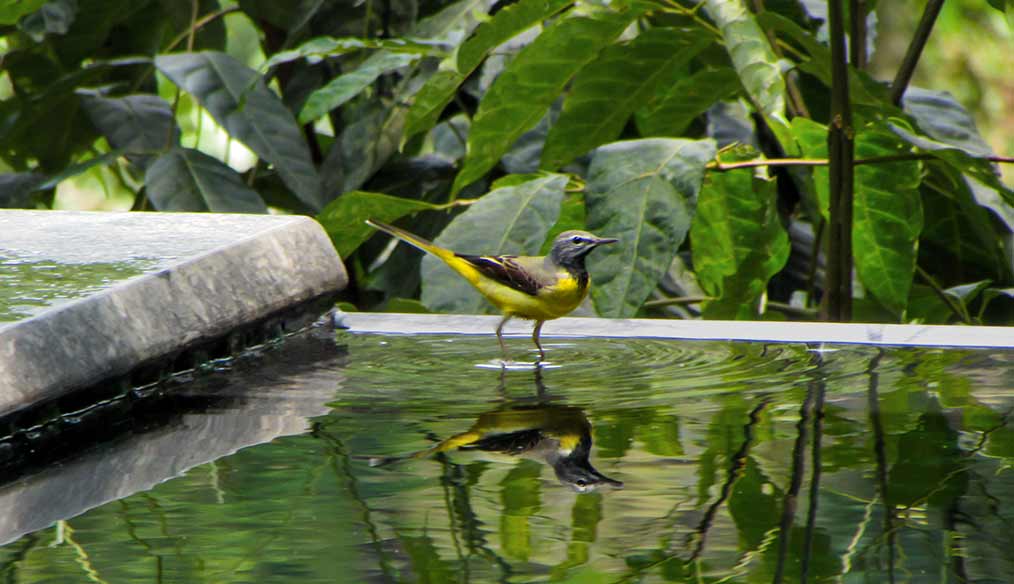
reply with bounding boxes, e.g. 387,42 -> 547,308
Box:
165,7 -> 240,53
915,265 -> 970,324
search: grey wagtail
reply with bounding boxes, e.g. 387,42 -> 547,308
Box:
369,403 -> 623,492
366,219 -> 617,361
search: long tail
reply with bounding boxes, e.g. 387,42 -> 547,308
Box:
365,219 -> 455,261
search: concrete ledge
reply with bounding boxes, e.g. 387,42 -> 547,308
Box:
342,313 -> 1014,349
0,211 -> 346,419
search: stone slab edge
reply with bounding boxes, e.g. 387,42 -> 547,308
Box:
0,216 -> 347,418
341,313 -> 1014,349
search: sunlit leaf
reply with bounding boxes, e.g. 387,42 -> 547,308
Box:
704,0 -> 786,123
155,51 -> 322,210
420,173 -> 568,313
691,147 -> 789,319
541,27 -> 713,170
317,190 -> 440,258
263,36 -> 446,70
587,138 -> 716,317
145,148 -> 268,213
452,5 -> 643,193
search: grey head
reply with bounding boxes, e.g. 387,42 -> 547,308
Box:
551,456 -> 624,493
548,230 -> 618,270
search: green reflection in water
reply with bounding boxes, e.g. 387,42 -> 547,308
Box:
1,335 -> 1013,583
0,254 -> 159,322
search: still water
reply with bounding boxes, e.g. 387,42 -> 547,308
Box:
2,331 -> 1013,583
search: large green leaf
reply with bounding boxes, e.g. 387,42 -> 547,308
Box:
920,166 -> 1010,285
891,89 -> 1014,227
317,191 -> 440,258
79,94 -> 178,168
144,148 -> 268,213
540,27 -> 713,170
298,52 -> 420,124
586,138 -> 716,317
704,0 -> 786,124
636,68 -> 741,138
792,118 -> 924,316
452,5 -> 642,194
403,0 -> 573,143
420,173 -> 568,313
155,51 -> 322,210
690,147 -> 789,319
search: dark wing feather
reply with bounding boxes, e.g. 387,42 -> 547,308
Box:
456,254 -> 543,296
462,429 -> 545,455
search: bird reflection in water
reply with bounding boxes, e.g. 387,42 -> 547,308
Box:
370,369 -> 622,493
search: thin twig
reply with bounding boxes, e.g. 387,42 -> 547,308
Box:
826,0 -> 855,322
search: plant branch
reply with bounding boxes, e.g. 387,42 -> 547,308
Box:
889,0 -> 945,105
707,153 -> 1014,171
826,0 -> 854,322
849,0 -> 868,69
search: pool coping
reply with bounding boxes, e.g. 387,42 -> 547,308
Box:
0,211 -> 347,422
341,313 -> 1014,349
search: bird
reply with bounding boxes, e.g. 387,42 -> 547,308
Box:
369,402 -> 623,493
365,219 -> 617,362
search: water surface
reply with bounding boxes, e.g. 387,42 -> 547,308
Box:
1,333 -> 1012,583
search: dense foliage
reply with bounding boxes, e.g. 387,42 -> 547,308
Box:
1,0 -> 1011,323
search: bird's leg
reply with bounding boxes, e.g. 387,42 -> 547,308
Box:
532,320 -> 545,362
496,315 -> 512,363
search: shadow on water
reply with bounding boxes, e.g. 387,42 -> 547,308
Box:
1,332 -> 1014,583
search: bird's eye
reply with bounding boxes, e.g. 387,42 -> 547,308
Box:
570,235 -> 584,244
575,479 -> 587,487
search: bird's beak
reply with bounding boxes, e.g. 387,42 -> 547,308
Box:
593,237 -> 618,245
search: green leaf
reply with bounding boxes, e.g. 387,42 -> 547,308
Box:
317,191 -> 440,258
891,89 -> 1014,224
704,0 -> 787,123
263,36 -> 447,70
0,0 -> 46,25
298,52 -> 420,124
144,148 -> 268,213
420,173 -> 568,313
155,51 -> 322,210
792,118 -> 923,316
920,168 -> 1010,285
403,0 -> 573,143
691,147 -> 789,319
79,94 -> 177,167
586,138 -> 716,318
452,5 -> 643,194
636,67 -> 741,137
540,27 -> 713,170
